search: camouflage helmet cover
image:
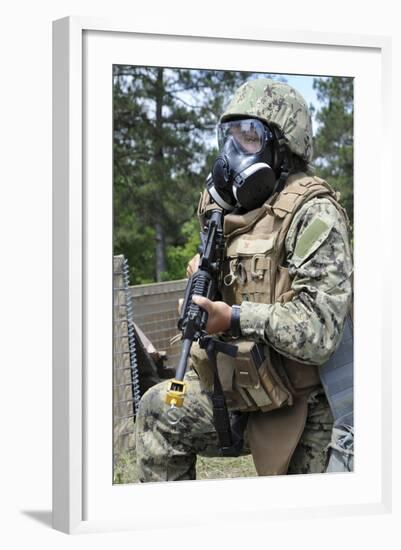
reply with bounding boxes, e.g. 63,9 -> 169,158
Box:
220,78 -> 313,163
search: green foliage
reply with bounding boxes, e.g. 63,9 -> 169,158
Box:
113,67 -> 282,284
312,77 -> 354,228
163,217 -> 201,281
113,67 -> 248,283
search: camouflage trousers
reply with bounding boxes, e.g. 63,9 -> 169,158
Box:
135,369 -> 333,482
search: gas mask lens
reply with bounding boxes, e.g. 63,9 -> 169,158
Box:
217,119 -> 268,155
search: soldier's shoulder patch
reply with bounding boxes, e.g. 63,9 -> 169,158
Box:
293,216 -> 332,266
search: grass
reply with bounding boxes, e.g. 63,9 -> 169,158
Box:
196,453 -> 257,480
113,449 -> 257,484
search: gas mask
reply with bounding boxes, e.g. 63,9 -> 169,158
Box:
206,118 -> 278,212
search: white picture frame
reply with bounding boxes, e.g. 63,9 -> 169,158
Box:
52,16 -> 392,534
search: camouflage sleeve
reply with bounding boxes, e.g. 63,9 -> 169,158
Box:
239,197 -> 353,365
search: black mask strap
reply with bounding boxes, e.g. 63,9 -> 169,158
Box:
271,127 -> 290,193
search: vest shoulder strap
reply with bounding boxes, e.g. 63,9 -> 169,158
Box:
271,174 -> 336,219
271,174 -> 341,272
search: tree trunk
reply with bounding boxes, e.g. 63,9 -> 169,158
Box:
155,221 -> 166,281
154,68 -> 166,282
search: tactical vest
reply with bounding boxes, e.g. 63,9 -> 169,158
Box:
194,172 -> 347,409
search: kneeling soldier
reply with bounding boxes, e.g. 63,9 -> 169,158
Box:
135,78 -> 353,482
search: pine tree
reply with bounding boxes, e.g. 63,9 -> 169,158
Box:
312,77 -> 354,227
113,66 -> 251,283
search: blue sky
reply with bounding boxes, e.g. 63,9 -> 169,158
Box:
283,74 -> 320,107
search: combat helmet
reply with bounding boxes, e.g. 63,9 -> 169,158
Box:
220,78 -> 313,163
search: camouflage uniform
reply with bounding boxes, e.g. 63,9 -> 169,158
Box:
239,195 -> 353,365
135,78 -> 353,482
136,194 -> 351,482
136,370 -> 333,482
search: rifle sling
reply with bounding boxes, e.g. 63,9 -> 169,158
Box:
203,336 -> 248,457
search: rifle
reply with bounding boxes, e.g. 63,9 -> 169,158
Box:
165,207 -> 225,409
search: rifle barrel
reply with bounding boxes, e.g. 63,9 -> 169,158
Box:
175,338 -> 192,381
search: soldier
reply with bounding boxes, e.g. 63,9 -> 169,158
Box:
135,78 -> 353,482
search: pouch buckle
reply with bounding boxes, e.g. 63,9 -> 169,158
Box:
251,254 -> 266,280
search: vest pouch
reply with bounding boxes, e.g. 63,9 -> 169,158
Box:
222,235 -> 276,305
216,350 -> 260,411
258,350 -> 294,411
216,339 -> 293,413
